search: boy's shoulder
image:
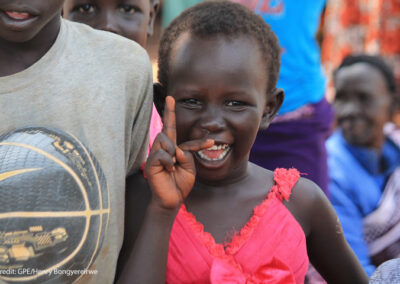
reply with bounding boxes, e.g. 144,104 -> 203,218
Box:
62,19 -> 150,67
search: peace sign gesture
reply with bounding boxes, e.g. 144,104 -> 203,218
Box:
145,96 -> 214,210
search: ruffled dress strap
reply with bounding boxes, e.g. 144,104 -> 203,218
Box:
268,168 -> 300,201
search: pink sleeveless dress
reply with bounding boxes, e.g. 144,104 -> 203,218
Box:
166,168 -> 309,283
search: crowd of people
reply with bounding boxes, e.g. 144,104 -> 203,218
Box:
0,0 -> 399,283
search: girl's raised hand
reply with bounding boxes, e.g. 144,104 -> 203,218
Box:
145,96 -> 214,210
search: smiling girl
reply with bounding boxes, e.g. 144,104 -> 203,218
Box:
118,2 -> 369,283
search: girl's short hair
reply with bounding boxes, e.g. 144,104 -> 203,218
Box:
158,0 -> 281,94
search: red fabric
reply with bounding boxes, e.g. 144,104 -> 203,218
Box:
166,168 -> 308,284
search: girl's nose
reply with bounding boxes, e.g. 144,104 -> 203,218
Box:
199,107 -> 226,133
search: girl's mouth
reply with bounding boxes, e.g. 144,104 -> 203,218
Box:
197,144 -> 230,161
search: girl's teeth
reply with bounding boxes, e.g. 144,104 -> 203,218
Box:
206,144 -> 228,151
198,145 -> 230,161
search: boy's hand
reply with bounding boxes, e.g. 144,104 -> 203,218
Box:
145,96 -> 214,210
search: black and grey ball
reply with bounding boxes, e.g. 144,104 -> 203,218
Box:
0,127 -> 109,283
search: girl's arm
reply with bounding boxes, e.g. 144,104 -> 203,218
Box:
117,194 -> 179,283
117,97 -> 213,283
290,178 -> 369,284
115,172 -> 151,281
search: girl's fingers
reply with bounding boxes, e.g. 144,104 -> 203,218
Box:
175,147 -> 193,169
179,138 -> 214,152
162,96 -> 177,145
150,132 -> 176,157
146,149 -> 176,173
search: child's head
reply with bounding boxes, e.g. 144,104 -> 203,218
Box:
63,0 -> 158,47
157,1 -> 280,96
155,1 -> 283,182
0,0 -> 64,43
333,54 -> 397,149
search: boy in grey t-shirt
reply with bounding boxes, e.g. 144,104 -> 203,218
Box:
0,1 -> 152,283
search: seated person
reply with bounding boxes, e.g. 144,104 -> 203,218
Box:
327,54 -> 400,276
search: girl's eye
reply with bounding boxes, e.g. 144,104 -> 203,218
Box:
119,5 -> 136,14
183,98 -> 201,105
180,98 -> 202,108
75,4 -> 95,13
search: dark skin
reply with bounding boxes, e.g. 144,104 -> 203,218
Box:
118,33 -> 368,283
0,0 -> 64,77
63,0 -> 158,47
334,63 -> 393,151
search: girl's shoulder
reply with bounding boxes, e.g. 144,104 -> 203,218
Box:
282,172 -> 329,237
249,165 -> 326,238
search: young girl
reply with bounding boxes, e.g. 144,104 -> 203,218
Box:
119,2 -> 369,283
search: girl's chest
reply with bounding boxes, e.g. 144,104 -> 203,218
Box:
185,196 -> 265,244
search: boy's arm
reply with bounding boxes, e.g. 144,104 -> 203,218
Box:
126,51 -> 153,176
289,179 -> 369,284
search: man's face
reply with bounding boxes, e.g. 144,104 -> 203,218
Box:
0,0 -> 64,43
334,63 -> 392,149
64,0 -> 156,47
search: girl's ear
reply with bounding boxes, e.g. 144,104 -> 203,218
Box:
147,0 -> 160,37
153,83 -> 166,118
260,88 -> 284,130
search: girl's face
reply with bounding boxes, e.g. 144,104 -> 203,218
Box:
167,33 -> 274,185
334,63 -> 392,149
63,0 -> 157,47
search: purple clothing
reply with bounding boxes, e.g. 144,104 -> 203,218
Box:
250,98 -> 334,194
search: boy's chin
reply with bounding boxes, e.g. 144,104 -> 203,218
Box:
0,24 -> 42,43
0,31 -> 37,43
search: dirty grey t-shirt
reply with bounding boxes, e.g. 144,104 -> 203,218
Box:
0,19 -> 152,283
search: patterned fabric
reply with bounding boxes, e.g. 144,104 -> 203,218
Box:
322,0 -> 400,98
370,258 -> 400,283
166,168 -> 308,283
364,164 -> 400,266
